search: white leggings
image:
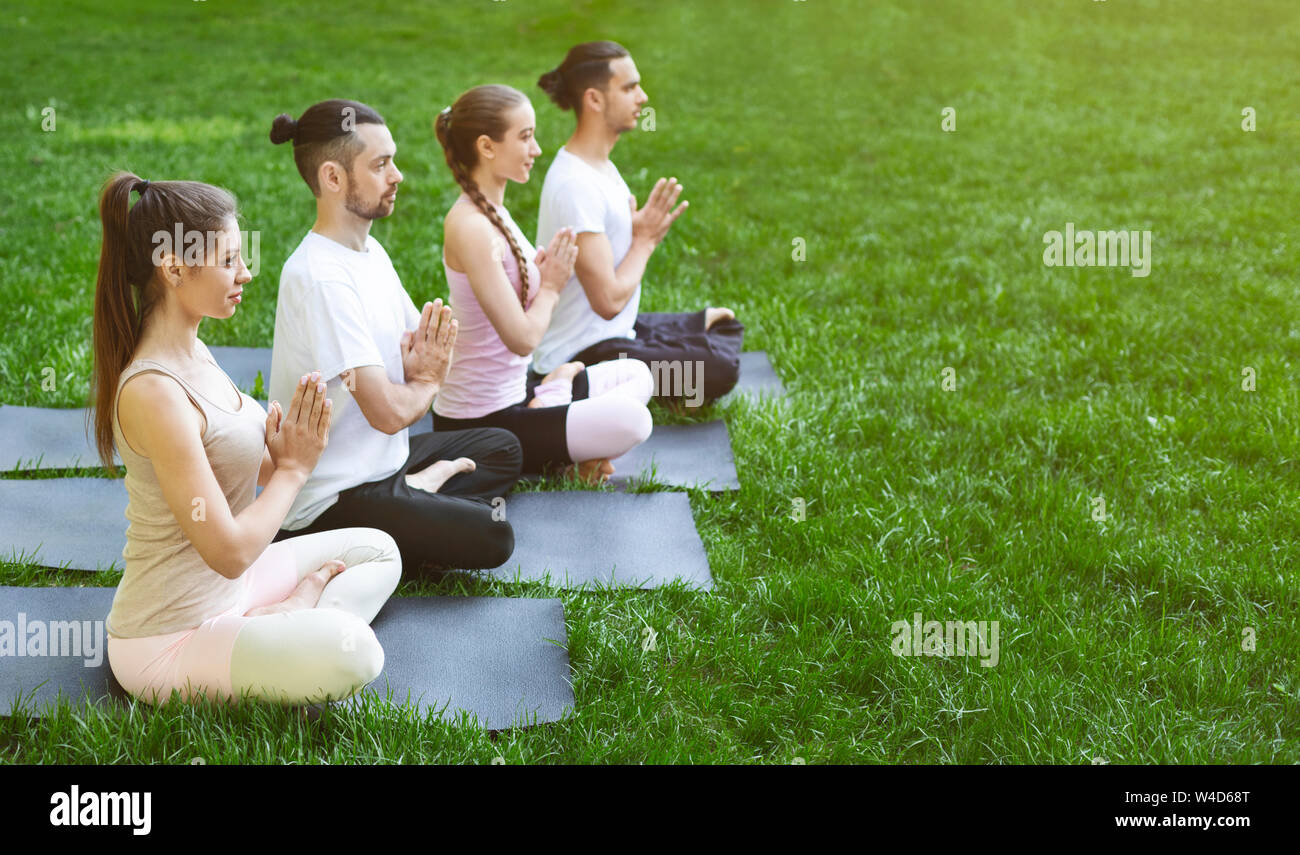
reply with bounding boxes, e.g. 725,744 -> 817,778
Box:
106,527 -> 402,707
531,357 -> 654,462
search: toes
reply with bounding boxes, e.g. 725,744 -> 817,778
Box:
310,562 -> 343,584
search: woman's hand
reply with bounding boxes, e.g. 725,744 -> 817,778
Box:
536,226 -> 579,294
265,371 -> 331,478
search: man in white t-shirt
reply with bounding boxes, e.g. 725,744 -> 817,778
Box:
267,98 -> 522,572
532,41 -> 745,406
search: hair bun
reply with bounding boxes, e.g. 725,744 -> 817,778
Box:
537,68 -> 568,108
269,113 -> 298,145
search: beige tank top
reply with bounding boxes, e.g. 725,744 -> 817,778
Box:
106,357 -> 268,638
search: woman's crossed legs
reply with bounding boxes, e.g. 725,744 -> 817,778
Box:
106,527 -> 401,707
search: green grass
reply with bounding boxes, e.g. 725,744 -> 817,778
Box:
2,0 -> 1299,763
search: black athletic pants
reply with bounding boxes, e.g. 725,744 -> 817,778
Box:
432,370 -> 592,475
273,427 -> 523,574
568,310 -> 744,404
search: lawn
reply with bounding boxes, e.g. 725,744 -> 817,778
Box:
1,0 -> 1297,763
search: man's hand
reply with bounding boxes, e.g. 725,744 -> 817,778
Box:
402,298 -> 458,389
630,177 -> 688,249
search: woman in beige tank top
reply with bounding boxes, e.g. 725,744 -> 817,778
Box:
88,171 -> 402,707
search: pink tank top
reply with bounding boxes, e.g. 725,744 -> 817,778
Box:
434,194 -> 542,419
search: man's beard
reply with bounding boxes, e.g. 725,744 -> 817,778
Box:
343,175 -> 391,220
611,110 -> 636,135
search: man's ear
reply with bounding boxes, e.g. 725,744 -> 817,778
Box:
583,86 -> 605,116
318,160 -> 346,195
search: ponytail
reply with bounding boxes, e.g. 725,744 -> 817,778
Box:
89,173 -> 147,473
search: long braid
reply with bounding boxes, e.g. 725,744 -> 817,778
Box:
449,159 -> 530,310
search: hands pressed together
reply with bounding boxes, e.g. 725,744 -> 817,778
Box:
536,225 -> 579,294
265,370 -> 331,478
401,297 -> 458,388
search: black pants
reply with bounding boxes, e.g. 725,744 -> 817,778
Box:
432,371 -> 592,475
273,427 -> 522,574
569,310 -> 744,404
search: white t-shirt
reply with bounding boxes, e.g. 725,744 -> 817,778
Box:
271,231 -> 420,530
532,146 -> 640,376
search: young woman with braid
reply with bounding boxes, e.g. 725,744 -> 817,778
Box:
432,84 -> 654,480
90,171 -> 400,707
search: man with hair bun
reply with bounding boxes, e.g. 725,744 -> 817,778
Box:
267,99 -> 523,574
532,41 -> 745,406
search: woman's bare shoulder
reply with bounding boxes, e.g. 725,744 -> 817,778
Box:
117,370 -> 206,457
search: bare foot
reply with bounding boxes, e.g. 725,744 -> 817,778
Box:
405,457 -> 476,493
563,458 -> 615,485
527,361 -> 585,409
704,307 -> 735,330
246,560 -> 347,616
543,361 -> 585,385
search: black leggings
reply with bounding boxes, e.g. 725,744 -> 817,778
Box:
273,427 -> 522,573
431,370 -> 591,475
570,310 -> 744,404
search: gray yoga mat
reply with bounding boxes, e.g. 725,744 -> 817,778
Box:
207,346 -> 272,393
483,490 -> 712,590
606,421 -> 739,492
0,477 -> 127,572
730,350 -> 787,399
0,405 -> 110,471
0,478 -> 713,590
342,594 -> 572,728
411,417 -> 739,492
0,347 -> 267,472
0,585 -> 573,729
206,346 -> 784,399
1,401 -> 738,491
0,350 -> 773,475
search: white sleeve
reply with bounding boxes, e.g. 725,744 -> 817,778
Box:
547,177 -> 609,237
300,279 -> 386,383
403,287 -> 421,329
